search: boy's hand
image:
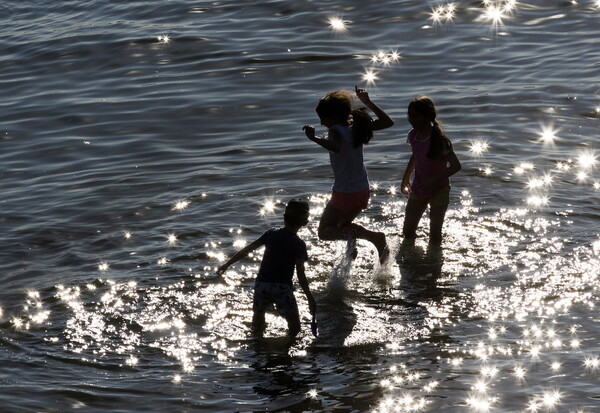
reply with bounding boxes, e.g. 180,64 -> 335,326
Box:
303,124 -> 316,140
216,264 -> 228,276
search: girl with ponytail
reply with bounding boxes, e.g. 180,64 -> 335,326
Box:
303,86 -> 394,264
401,97 -> 461,246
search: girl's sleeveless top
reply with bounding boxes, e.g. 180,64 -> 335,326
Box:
328,124 -> 369,194
407,128 -> 452,198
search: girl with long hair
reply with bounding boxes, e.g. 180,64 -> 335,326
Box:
303,86 -> 394,263
401,96 -> 461,246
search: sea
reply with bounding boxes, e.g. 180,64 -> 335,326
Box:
1,1 -> 599,412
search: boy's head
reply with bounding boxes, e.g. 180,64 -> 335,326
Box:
284,198 -> 310,227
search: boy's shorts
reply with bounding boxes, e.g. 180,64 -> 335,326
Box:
253,282 -> 299,318
330,188 -> 370,213
409,185 -> 450,207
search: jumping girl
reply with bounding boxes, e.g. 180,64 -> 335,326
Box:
303,86 -> 394,264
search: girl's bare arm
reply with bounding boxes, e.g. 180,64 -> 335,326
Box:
401,155 -> 416,194
355,86 -> 394,131
303,125 -> 341,153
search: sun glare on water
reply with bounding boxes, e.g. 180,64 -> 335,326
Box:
259,199 -> 278,216
430,3 -> 457,24
577,151 -> 597,169
328,17 -> 348,32
539,124 -> 559,144
469,140 -> 490,156
157,34 -> 170,44
362,69 -> 378,84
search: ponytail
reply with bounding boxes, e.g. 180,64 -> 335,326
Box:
426,120 -> 449,159
351,108 -> 373,147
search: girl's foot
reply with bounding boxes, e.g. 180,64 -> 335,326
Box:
374,232 -> 389,264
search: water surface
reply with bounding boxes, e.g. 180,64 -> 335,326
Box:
1,1 -> 599,411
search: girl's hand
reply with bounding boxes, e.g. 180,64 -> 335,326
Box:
355,85 -> 371,105
401,179 -> 411,195
303,124 -> 316,140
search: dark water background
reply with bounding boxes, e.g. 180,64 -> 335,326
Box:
1,1 -> 600,412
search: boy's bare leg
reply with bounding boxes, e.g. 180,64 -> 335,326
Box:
251,312 -> 266,338
285,313 -> 301,338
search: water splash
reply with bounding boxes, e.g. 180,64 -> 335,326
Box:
326,238 -> 356,292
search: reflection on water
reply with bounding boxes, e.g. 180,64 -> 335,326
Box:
4,187 -> 599,411
371,192 -> 600,412
328,17 -> 348,33
1,0 -> 600,410
427,0 -> 600,33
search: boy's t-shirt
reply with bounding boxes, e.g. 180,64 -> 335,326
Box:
255,228 -> 308,286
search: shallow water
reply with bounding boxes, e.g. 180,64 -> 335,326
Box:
1,0 -> 599,412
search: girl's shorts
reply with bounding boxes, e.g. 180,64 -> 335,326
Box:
409,185 -> 450,207
330,188 -> 370,213
253,282 -> 299,318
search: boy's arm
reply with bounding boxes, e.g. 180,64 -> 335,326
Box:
216,238 -> 264,276
296,260 -> 316,315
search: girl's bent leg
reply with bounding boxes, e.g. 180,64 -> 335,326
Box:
429,204 -> 448,246
346,223 -> 389,264
318,202 -> 360,241
319,201 -> 388,263
402,198 -> 428,240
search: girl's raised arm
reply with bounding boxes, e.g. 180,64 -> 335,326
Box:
355,86 -> 394,131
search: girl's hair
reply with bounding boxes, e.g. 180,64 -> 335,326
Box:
316,90 -> 373,147
408,96 -> 451,159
